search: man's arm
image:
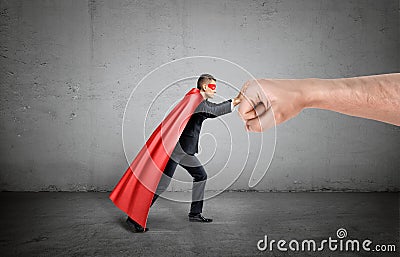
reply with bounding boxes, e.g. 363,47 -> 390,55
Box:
305,73 -> 400,125
238,73 -> 400,132
198,100 -> 232,118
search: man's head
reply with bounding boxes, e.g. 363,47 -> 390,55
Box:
197,74 -> 217,99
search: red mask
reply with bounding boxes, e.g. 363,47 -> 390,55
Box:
207,84 -> 216,90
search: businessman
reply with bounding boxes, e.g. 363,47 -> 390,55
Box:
126,74 -> 241,232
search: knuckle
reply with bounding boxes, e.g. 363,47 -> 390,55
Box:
273,111 -> 285,124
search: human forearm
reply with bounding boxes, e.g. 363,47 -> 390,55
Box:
199,100 -> 232,118
239,73 -> 400,132
303,73 -> 400,125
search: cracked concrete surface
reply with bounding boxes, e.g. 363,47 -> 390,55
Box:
0,192 -> 398,256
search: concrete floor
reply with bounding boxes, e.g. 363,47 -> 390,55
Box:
0,192 -> 398,257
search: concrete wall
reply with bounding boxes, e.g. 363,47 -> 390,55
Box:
0,0 -> 398,192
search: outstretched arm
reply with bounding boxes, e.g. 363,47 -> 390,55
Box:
197,100 -> 232,118
238,73 -> 400,132
198,91 -> 242,118
307,73 -> 400,125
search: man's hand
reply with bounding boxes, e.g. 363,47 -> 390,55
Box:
238,79 -> 307,132
238,74 -> 400,132
232,90 -> 243,107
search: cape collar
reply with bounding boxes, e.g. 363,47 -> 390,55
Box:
186,88 -> 201,95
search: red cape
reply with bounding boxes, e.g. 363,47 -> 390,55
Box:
109,88 -> 203,228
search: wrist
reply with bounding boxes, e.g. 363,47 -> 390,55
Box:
301,78 -> 327,109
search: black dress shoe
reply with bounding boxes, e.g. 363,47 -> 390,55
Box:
126,217 -> 149,232
188,214 -> 213,223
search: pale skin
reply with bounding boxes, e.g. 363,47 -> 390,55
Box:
238,73 -> 400,132
199,79 -> 241,106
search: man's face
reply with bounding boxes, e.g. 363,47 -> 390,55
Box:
203,80 -> 217,99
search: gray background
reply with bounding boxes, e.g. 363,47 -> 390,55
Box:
0,0 -> 399,192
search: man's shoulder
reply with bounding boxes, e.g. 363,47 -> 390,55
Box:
194,100 -> 207,109
204,99 -> 231,106
202,99 -> 219,107
195,99 -> 230,110
194,100 -> 213,112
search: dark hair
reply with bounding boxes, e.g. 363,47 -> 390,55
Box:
197,74 -> 216,90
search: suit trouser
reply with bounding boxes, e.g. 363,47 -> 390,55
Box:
151,144 -> 207,214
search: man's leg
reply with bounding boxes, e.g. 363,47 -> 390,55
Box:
179,155 -> 212,222
127,145 -> 184,233
151,158 -> 178,206
127,160 -> 178,233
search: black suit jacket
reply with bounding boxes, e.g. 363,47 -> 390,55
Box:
178,99 -> 232,155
